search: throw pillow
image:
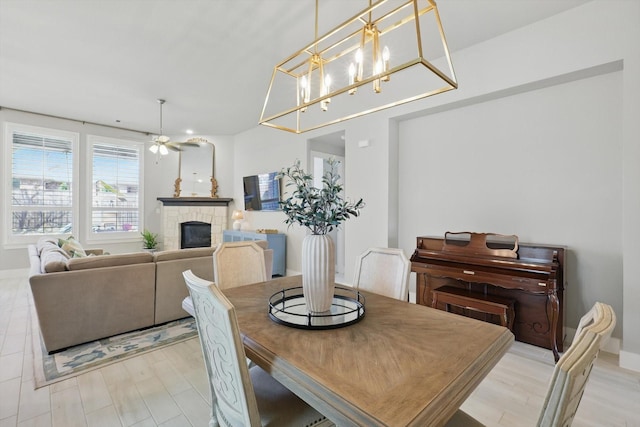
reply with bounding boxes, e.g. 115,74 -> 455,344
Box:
58,236 -> 87,258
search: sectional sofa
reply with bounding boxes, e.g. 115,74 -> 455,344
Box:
28,237 -> 216,353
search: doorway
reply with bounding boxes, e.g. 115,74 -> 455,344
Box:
308,131 -> 346,280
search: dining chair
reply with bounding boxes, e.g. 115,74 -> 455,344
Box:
573,301 -> 610,345
352,247 -> 410,301
445,302 -> 616,427
214,241 -> 271,289
182,270 -> 334,427
182,241 -> 272,317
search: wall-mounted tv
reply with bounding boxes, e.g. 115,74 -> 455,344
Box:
243,172 -> 281,211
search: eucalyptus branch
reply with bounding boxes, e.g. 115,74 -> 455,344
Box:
277,158 -> 365,235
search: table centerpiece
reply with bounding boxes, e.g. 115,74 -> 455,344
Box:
278,158 -> 364,312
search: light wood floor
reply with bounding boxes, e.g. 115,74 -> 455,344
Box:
1,274 -> 639,427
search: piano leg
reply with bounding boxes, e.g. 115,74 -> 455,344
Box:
548,291 -> 560,362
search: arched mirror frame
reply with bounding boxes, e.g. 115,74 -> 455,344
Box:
173,138 -> 218,198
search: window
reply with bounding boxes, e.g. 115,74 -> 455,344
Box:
6,123 -> 79,242
87,136 -> 143,238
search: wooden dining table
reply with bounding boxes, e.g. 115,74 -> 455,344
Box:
222,275 -> 514,427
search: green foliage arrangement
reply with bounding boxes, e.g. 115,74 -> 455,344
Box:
277,158 -> 365,235
141,229 -> 159,249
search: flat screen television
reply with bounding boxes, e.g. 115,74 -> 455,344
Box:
243,172 -> 281,211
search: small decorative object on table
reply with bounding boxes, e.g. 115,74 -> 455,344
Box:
231,210 -> 244,230
277,158 -> 364,312
256,228 -> 278,234
269,286 -> 365,329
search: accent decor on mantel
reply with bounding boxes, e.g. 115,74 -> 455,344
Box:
157,197 -> 233,250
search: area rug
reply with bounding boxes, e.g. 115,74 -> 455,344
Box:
32,313 -> 198,389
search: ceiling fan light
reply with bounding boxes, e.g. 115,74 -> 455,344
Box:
159,145 -> 169,156
149,144 -> 159,154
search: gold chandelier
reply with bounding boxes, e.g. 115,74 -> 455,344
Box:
259,0 -> 457,134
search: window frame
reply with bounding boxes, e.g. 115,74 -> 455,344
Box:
3,122 -> 80,248
84,135 -> 145,245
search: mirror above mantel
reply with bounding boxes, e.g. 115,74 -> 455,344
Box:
174,138 -> 218,198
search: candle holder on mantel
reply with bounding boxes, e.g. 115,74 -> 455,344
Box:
210,177 -> 218,198
173,177 -> 182,198
173,176 -> 218,198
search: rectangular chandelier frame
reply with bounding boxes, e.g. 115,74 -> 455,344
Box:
259,0 -> 457,134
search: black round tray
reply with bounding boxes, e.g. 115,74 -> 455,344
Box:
268,286 -> 365,330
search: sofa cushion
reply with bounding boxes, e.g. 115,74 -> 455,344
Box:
154,246 -> 217,262
36,237 -> 59,255
40,247 -> 70,273
67,252 -> 153,271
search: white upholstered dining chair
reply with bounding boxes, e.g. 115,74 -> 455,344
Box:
352,247 -> 410,301
182,241 -> 272,316
213,241 -> 272,289
182,270 -> 334,427
445,302 -> 616,427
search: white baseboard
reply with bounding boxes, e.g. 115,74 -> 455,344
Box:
603,337 -> 621,355
0,268 -> 28,279
620,350 -> 640,373
565,326 -> 620,355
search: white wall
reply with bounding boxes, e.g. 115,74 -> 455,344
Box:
232,126 -> 309,274
398,70 -> 623,336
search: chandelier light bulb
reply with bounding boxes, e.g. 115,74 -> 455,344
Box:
382,46 -> 391,82
348,63 -> 357,94
159,145 -> 169,156
304,74 -> 311,103
355,48 -> 364,81
149,144 -> 158,154
321,74 -> 332,111
300,76 -> 307,99
374,59 -> 382,93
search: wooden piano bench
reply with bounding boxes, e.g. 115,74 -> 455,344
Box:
431,286 -> 515,331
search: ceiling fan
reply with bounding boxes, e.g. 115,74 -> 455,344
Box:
149,99 -> 199,156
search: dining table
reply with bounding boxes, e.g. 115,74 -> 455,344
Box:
222,275 -> 514,427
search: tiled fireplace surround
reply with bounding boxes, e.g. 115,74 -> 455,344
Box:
158,198 -> 233,251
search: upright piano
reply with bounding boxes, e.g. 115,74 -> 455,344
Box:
410,232 -> 565,361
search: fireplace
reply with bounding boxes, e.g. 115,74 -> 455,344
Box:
181,221 -> 212,249
158,197 -> 232,250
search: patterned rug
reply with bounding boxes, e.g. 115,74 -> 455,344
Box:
31,313 -> 197,389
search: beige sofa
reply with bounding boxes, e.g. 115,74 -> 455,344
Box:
28,238 -> 216,353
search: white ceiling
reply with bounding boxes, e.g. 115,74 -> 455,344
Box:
0,0 -> 589,137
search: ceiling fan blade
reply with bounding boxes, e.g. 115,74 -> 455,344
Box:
166,144 -> 182,152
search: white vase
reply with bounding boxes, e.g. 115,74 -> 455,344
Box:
301,234 -> 336,313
